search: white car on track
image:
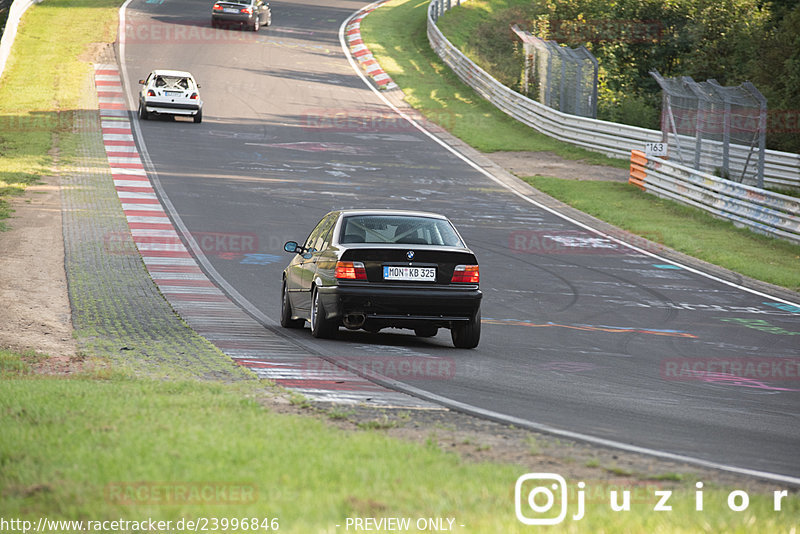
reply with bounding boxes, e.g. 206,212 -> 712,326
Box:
138,70 -> 203,123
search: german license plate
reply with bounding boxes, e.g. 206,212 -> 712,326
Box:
165,91 -> 182,96
223,7 -> 238,13
383,266 -> 436,281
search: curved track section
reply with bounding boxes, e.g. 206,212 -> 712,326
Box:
118,0 -> 800,480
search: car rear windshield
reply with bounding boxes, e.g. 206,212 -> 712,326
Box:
154,76 -> 191,90
340,215 -> 463,247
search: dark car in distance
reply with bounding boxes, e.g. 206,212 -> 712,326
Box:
211,0 -> 271,31
281,210 -> 482,348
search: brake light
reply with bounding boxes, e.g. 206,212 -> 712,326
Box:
240,7 -> 252,13
147,89 -> 155,97
190,93 -> 198,100
335,261 -> 367,280
212,3 -> 222,10
451,265 -> 479,283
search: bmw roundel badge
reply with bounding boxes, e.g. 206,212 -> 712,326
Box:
406,250 -> 415,260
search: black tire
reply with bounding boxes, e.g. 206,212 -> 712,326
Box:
310,287 -> 337,339
265,13 -> 271,26
451,308 -> 480,349
211,18 -> 217,29
280,281 -> 305,329
414,326 -> 438,338
252,16 -> 260,32
193,109 -> 202,124
138,102 -> 149,120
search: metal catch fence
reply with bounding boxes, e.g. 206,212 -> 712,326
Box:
513,25 -> 598,119
651,70 -> 767,188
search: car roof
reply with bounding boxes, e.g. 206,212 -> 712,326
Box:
149,70 -> 195,79
336,209 -> 449,220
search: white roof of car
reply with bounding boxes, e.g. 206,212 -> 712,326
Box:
150,69 -> 195,79
338,209 -> 449,220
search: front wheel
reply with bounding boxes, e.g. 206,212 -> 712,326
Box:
280,281 -> 305,329
310,288 -> 337,339
451,309 -> 480,349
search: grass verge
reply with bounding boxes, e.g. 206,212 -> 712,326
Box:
361,0 -> 800,293
0,0 -> 119,229
2,350 -> 798,532
358,0 -> 625,168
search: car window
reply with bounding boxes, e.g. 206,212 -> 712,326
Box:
154,76 -> 192,90
312,215 -> 337,252
303,214 -> 336,253
339,215 -> 463,247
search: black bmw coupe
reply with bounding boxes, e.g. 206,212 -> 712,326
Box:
281,210 -> 482,348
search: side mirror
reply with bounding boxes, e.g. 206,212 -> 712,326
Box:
138,79 -> 146,84
284,241 -> 299,253
197,84 -> 202,88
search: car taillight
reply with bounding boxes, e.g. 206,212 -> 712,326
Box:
147,89 -> 155,97
335,261 -> 367,280
212,3 -> 222,10
240,7 -> 252,13
190,93 -> 198,100
451,265 -> 479,283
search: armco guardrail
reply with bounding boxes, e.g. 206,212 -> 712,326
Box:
630,150 -> 800,245
426,0 -> 800,191
0,0 -> 37,80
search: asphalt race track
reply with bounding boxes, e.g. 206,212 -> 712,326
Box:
120,0 -> 800,479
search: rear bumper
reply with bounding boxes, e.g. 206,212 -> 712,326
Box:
144,100 -> 201,115
317,284 -> 481,326
212,13 -> 255,24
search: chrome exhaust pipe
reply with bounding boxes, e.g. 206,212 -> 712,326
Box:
343,313 -> 366,330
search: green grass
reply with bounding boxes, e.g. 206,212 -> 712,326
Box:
527,177 -> 800,291
2,350 -> 798,533
359,0 -> 626,168
0,0 -> 120,229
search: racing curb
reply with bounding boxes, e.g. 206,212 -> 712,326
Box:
345,1 -> 398,91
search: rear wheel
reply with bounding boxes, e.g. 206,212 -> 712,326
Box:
451,308 -> 480,349
414,326 -> 438,338
211,18 -> 217,28
252,16 -> 260,31
280,281 -> 305,329
310,288 -> 337,339
138,102 -> 149,120
193,109 -> 203,124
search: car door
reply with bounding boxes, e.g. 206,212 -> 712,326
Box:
293,214 -> 337,312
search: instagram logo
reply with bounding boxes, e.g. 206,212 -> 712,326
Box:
515,473 -> 580,525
